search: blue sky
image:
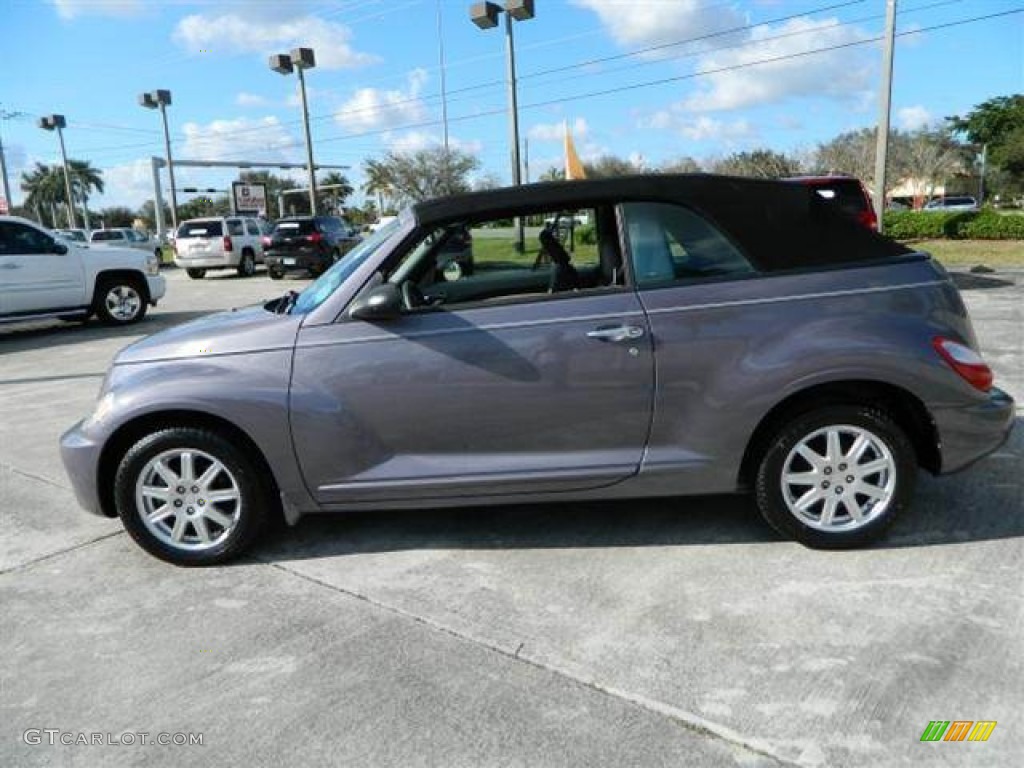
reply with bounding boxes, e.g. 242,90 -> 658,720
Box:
1,0 -> 1021,210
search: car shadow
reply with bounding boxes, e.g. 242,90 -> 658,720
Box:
951,272 -> 1015,291
0,309 -> 211,354
255,418 -> 1022,562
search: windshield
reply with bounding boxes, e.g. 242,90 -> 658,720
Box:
91,230 -> 124,241
290,217 -> 402,315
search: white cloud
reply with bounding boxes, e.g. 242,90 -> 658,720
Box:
236,92 -> 269,107
528,118 -> 589,142
572,0 -> 746,51
173,13 -> 377,70
682,17 -> 872,112
897,105 -> 932,131
653,114 -> 755,142
335,69 -> 429,133
180,116 -> 299,164
383,131 -> 483,156
92,159 -> 157,208
50,0 -> 141,19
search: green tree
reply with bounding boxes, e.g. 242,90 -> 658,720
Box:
176,194 -> 230,221
949,94 -> 1024,195
367,148 -> 479,205
362,158 -> 396,213
659,156 -> 703,174
96,206 -> 135,228
711,149 -> 801,178
583,155 -> 638,179
137,199 -> 173,232
318,171 -> 353,215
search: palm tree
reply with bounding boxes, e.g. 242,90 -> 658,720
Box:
20,160 -> 104,228
362,159 -> 395,214
318,171 -> 353,215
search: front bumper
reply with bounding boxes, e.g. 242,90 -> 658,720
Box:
59,420 -> 109,517
934,386 -> 1016,473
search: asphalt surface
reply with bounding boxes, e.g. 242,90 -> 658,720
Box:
1,266 -> 1021,767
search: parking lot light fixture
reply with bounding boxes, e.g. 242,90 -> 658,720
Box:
469,0 -> 534,252
139,89 -> 178,232
269,48 -> 318,215
38,114 -> 76,229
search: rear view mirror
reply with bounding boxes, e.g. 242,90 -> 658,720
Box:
349,283 -> 402,321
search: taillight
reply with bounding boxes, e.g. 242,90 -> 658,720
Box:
223,235 -> 233,252
262,236 -> 272,248
933,337 -> 993,392
858,209 -> 878,231
307,232 -> 323,244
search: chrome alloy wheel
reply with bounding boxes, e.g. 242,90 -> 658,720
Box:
780,425 -> 896,532
135,448 -> 242,551
104,284 -> 142,322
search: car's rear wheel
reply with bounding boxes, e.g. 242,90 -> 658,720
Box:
268,268 -> 284,280
237,250 -> 256,277
114,428 -> 269,565
754,406 -> 916,548
94,277 -> 147,325
186,268 -> 206,280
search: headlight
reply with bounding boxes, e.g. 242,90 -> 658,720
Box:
145,253 -> 160,275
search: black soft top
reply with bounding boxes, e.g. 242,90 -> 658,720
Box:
411,174 -> 911,271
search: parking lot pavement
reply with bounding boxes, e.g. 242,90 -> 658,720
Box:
1,267 -> 1021,767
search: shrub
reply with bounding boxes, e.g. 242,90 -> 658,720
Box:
576,224 -> 597,245
883,210 -> 1024,240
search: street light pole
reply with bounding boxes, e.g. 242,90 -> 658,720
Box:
270,48 -> 318,215
39,114 -> 76,229
140,90 -> 179,232
471,1 -> 534,252
872,0 -> 897,232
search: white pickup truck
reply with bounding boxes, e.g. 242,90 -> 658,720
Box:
0,216 -> 166,326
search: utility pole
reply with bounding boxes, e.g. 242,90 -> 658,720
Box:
437,0 -> 450,152
872,0 -> 897,232
0,108 -> 25,214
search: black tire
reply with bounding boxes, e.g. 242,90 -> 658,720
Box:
114,427 -> 270,566
93,276 -> 147,325
186,268 -> 206,279
237,249 -> 256,277
268,268 -> 284,280
754,405 -> 916,549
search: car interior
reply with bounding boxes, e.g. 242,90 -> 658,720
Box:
385,205 -> 625,311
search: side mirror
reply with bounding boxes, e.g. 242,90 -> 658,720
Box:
349,283 -> 402,321
53,241 -> 68,255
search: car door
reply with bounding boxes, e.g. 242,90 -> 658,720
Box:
0,221 -> 85,314
290,205 -> 655,506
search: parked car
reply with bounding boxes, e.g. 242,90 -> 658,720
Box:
263,215 -> 361,278
60,175 -> 1014,565
173,216 -> 265,278
784,175 -> 878,230
924,196 -> 979,212
54,228 -> 90,243
90,228 -> 162,259
1,215 -> 165,325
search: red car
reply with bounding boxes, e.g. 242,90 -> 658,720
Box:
786,175 -> 878,231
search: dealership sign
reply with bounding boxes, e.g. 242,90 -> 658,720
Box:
232,182 -> 267,216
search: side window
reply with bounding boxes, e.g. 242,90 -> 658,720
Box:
227,219 -> 245,236
621,202 -> 754,286
0,222 -> 54,255
246,220 -> 260,236
383,206 -> 619,311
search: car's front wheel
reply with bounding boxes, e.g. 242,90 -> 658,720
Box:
754,406 -> 916,548
186,268 -> 206,280
94,277 -> 147,325
114,428 -> 270,565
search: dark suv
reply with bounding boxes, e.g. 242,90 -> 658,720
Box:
785,176 -> 878,230
263,216 -> 361,278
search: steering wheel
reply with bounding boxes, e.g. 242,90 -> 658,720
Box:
401,280 -> 425,310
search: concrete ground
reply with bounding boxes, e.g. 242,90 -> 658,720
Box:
1,266 -> 1021,767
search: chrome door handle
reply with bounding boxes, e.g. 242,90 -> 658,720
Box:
586,324 -> 645,343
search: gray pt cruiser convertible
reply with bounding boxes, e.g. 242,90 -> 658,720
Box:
61,175 -> 1015,565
